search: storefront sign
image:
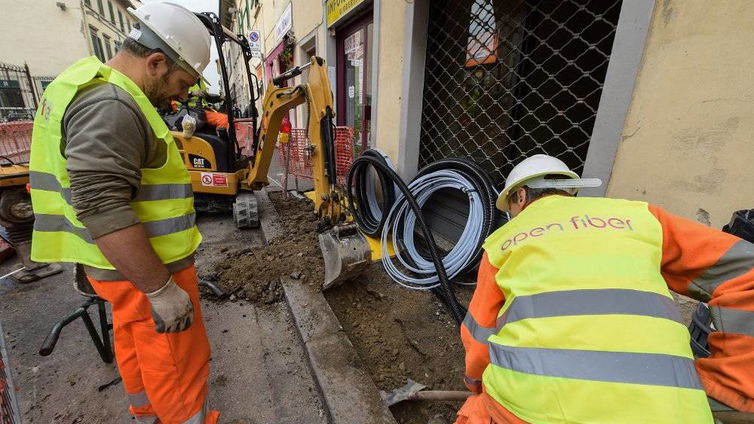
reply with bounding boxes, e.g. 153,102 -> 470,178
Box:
326,0 -> 365,27
274,3 -> 292,43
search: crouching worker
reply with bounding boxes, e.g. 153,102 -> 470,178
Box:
458,154 -> 754,423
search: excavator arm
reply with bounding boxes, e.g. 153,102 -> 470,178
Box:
243,56 -> 370,288
243,57 -> 344,225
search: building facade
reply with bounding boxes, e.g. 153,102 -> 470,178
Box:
222,0 -> 754,227
0,0 -> 138,120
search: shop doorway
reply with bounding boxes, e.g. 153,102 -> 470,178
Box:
337,15 -> 373,153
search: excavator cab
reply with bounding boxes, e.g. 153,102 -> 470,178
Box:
161,12 -> 261,228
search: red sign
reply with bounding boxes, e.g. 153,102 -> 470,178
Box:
200,172 -> 229,187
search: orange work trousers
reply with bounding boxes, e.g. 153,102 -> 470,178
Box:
89,266 -> 219,424
455,393 -> 530,424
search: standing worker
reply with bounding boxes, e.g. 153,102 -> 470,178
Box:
458,154 -> 754,423
29,2 -> 219,423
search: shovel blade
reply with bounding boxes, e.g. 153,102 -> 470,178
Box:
380,379 -> 427,407
319,223 -> 371,290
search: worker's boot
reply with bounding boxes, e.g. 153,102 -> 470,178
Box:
12,240 -> 63,283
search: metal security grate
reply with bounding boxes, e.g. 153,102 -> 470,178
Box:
0,62 -> 38,122
420,0 -> 623,186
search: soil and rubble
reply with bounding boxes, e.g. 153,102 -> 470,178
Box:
214,192 -> 473,424
214,193 -> 324,303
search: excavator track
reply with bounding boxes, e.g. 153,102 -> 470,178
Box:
232,192 -> 259,229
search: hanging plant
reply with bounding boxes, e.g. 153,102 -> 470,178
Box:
278,44 -> 294,68
278,32 -> 296,69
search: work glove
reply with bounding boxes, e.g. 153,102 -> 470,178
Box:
189,88 -> 208,98
146,276 -> 194,333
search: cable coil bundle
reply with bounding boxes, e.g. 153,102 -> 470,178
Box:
347,149 -> 396,237
347,152 -> 499,324
381,158 -> 498,290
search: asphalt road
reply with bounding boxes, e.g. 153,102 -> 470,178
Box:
0,212 -> 326,424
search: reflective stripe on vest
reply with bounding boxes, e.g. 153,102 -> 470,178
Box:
480,196 -> 712,424
488,344 -> 702,390
34,213 -> 196,243
30,171 -> 193,203
496,288 -> 684,328
29,56 -> 201,269
462,312 -> 498,344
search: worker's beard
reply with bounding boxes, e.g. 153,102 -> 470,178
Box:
144,71 -> 174,108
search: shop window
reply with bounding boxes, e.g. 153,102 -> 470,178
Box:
0,80 -> 24,108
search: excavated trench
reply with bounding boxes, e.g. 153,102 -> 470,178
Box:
214,192 -> 472,424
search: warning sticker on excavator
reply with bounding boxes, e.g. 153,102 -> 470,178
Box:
200,172 -> 228,187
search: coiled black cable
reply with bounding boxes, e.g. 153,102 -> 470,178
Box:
347,153 -> 467,324
414,158 -> 499,274
346,149 -> 396,237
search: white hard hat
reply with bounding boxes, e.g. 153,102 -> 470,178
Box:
496,154 -> 602,211
127,2 -> 211,83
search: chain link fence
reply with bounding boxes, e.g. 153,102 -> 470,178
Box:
420,0 -> 623,186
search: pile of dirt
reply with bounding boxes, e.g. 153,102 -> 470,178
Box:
214,193 -> 325,303
326,267 -> 473,424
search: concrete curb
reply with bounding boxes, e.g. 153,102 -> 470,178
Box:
255,187 -> 284,242
282,277 -> 398,424
256,187 -> 396,424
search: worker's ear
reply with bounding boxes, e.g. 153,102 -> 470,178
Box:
145,52 -> 170,77
515,187 -> 528,209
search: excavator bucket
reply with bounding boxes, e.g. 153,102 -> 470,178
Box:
319,222 -> 371,290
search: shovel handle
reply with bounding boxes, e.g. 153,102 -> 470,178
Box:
411,390 -> 473,402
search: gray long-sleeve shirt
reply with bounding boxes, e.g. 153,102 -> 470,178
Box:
63,82 -> 192,280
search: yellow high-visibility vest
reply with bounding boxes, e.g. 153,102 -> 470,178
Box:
482,195 -> 712,424
29,56 -> 201,269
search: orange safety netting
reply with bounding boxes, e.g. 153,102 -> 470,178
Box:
0,121 -> 32,164
277,127 -> 355,186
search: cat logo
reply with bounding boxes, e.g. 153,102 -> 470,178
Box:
193,157 -> 207,168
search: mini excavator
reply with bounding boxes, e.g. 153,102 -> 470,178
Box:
165,12 -> 371,287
